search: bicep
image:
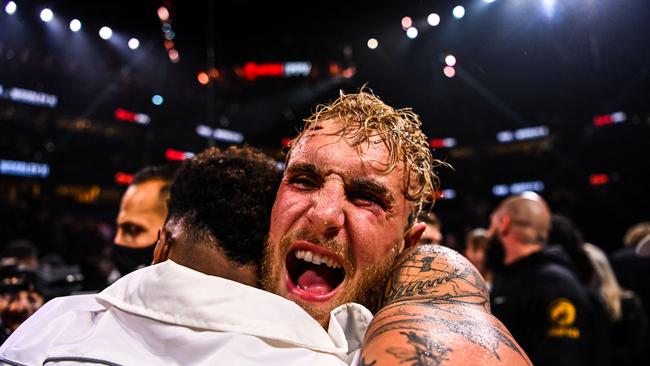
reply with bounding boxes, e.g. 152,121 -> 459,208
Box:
360,303 -> 530,365
360,244 -> 530,365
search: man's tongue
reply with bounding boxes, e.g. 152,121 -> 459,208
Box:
297,269 -> 333,294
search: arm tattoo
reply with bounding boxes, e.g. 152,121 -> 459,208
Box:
383,246 -> 490,311
363,245 -> 531,365
386,331 -> 452,366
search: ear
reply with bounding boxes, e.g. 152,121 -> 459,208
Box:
403,222 -> 427,250
498,214 -> 512,237
152,229 -> 173,264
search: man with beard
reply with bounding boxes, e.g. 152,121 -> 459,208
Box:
487,192 -> 597,366
111,164 -> 177,279
262,89 -> 530,365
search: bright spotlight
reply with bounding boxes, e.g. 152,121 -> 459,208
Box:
443,66 -> 456,78
69,19 -> 82,32
99,26 -> 113,40
427,13 -> 440,27
445,54 -> 457,67
485,0 -> 496,3
401,16 -> 412,30
453,5 -> 465,19
406,27 -> 418,39
128,38 -> 140,50
543,0 -> 556,17
40,8 -> 53,22
367,38 -> 378,50
152,95 -> 164,106
4,1 -> 17,15
157,6 -> 170,21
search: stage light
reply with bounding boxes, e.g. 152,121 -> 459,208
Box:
152,95 -> 164,106
161,23 -> 172,32
401,16 -> 412,30
99,26 -> 112,40
445,54 -> 457,67
543,0 -> 556,17
69,19 -> 82,32
427,13 -> 440,27
453,5 -> 465,19
485,0 -> 496,3
406,27 -> 418,39
164,30 -> 175,40
168,49 -> 179,63
40,8 -> 53,22
128,38 -> 140,50
4,1 -> 17,15
443,66 -> 456,78
197,72 -> 209,85
367,38 -> 378,50
157,6 -> 170,22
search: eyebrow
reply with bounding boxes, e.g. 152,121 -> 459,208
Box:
285,162 -> 322,178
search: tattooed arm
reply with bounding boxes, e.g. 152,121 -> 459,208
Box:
359,244 -> 531,366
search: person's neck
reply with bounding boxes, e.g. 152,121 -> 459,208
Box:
504,242 -> 543,265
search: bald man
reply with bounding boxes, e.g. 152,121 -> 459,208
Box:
112,165 -> 176,277
486,192 -> 598,366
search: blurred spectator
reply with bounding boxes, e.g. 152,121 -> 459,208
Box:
488,193 -> 598,366
0,241 -> 45,345
584,242 -> 647,366
112,164 -> 177,279
417,210 -> 443,245
610,222 -> 650,363
463,228 -> 492,284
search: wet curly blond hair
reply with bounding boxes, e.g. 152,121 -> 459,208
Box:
287,87 -> 446,213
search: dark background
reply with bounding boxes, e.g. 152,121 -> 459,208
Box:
1,0 -> 649,254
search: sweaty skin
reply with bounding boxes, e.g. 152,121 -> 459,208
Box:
360,244 -> 532,366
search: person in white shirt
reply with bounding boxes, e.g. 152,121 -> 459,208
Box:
0,146 -> 371,366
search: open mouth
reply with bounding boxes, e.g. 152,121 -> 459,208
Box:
285,247 -> 345,300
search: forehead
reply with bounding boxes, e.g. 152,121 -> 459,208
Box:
119,181 -> 166,219
290,119 -> 405,186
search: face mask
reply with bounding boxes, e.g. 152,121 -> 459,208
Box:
486,234 -> 505,273
111,243 -> 156,276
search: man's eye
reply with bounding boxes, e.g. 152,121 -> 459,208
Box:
288,175 -> 318,189
123,224 -> 144,236
349,192 -> 385,209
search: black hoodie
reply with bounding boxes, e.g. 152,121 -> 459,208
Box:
490,245 -> 601,366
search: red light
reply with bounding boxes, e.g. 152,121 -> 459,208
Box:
429,139 -> 445,148
115,172 -> 133,185
593,115 -> 613,126
197,72 -> 209,85
115,108 -> 136,122
165,148 -> 186,161
281,137 -> 292,148
242,62 -> 284,81
329,63 -> 341,75
209,68 -> 220,78
589,174 -> 609,186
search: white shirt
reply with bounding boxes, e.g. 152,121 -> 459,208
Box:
0,260 -> 372,366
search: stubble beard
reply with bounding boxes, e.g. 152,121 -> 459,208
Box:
260,230 -> 400,325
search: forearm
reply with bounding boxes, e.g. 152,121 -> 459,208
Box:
360,244 -> 531,365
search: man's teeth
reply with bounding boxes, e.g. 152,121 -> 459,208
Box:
294,250 -> 341,268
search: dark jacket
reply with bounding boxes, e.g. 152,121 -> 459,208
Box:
490,245 -> 601,366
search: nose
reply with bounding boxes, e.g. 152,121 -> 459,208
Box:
307,180 -> 345,238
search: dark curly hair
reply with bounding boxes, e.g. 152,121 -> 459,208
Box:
166,146 -> 282,265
